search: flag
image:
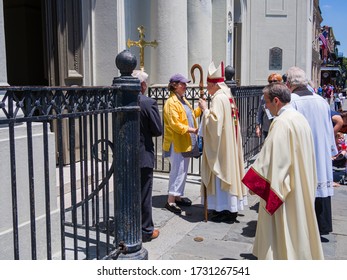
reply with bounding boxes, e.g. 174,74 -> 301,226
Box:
319,33 -> 327,48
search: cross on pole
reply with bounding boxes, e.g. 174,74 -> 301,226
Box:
127,26 -> 158,71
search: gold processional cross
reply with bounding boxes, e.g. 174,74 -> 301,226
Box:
127,25 -> 158,71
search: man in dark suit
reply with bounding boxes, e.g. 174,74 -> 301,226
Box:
132,70 -> 163,242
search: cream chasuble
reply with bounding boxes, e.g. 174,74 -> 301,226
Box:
242,106 -> 324,260
201,89 -> 247,200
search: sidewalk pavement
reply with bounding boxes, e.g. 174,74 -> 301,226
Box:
142,173 -> 347,260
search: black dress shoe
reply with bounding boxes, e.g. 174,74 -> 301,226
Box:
211,210 -> 239,223
165,202 -> 182,214
320,236 -> 329,243
143,229 -> 160,242
211,211 -> 228,222
211,210 -> 220,217
175,197 -> 192,206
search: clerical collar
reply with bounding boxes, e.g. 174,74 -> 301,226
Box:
292,86 -> 313,96
278,103 -> 294,115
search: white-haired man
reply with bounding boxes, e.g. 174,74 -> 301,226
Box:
132,70 -> 162,242
286,66 -> 337,238
198,62 -> 248,223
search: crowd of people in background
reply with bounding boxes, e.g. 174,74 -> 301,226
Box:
314,83 -> 347,185
317,84 -> 345,112
134,63 -> 346,260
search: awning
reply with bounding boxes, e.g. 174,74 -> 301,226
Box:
321,66 -> 341,73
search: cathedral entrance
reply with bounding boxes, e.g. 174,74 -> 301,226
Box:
3,0 -> 84,165
3,0 -> 47,86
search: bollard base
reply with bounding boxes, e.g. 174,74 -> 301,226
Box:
116,247 -> 148,260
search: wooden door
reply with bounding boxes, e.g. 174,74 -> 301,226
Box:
43,0 -> 84,165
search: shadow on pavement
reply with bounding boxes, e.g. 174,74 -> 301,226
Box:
152,194 -> 167,209
241,220 -> 257,238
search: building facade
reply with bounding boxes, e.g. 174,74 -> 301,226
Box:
0,0 -> 324,88
319,25 -> 344,87
312,0 -> 323,88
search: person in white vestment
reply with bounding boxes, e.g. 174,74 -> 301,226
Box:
198,61 -> 248,223
286,66 -> 337,237
242,83 -> 324,260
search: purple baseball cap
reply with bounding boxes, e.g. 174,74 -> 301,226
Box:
169,73 -> 191,83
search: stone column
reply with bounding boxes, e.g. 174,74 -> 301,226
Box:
187,0 -> 212,75
211,0 -> 228,64
150,0 -> 188,84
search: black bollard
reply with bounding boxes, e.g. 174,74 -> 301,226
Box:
224,65 -> 237,95
111,50 -> 148,260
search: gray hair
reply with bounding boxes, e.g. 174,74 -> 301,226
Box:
286,66 -> 308,87
132,70 -> 148,83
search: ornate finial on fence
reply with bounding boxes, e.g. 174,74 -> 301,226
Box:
115,50 -> 137,76
224,65 -> 237,89
225,65 -> 235,82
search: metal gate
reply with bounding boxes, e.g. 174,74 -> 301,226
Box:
0,84 -> 141,260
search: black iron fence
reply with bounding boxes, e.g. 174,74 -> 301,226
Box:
0,85 -> 141,260
0,80 -> 264,260
148,84 -> 264,175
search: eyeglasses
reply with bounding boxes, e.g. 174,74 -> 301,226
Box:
269,80 -> 279,84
